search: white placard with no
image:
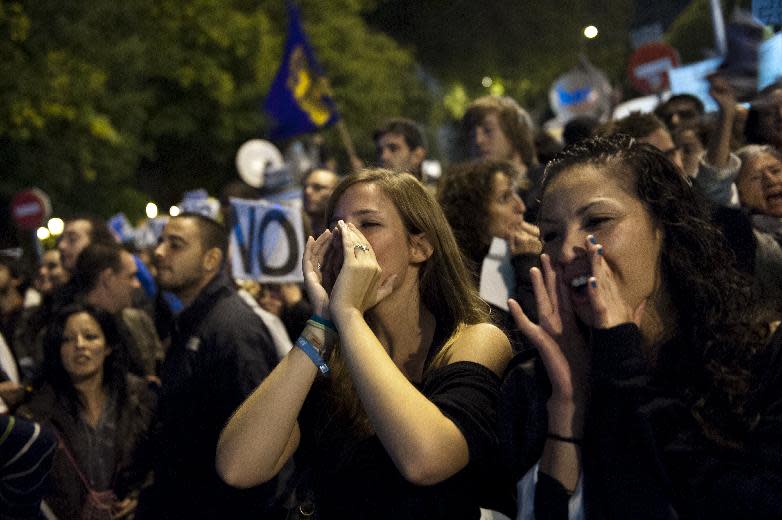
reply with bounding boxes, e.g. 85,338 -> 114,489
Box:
229,197 -> 304,283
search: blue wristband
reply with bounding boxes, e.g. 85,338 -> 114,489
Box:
296,336 -> 330,375
309,314 -> 337,333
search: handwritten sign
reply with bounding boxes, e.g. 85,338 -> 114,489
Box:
229,198 -> 304,283
753,0 -> 782,26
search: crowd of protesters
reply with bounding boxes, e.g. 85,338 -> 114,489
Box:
1,75 -> 782,520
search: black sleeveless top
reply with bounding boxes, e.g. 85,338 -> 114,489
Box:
295,323 -> 504,519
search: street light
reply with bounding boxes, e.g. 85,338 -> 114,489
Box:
47,217 -> 64,236
146,202 -> 158,219
481,76 -> 493,88
169,205 -> 181,217
584,25 -> 598,39
37,227 -> 51,240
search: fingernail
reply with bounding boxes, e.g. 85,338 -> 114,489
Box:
588,235 -> 597,244
597,245 -> 603,256
589,277 -> 597,288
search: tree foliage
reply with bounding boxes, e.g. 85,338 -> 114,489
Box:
0,0 -> 433,219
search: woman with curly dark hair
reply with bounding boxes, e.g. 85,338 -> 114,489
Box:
503,135 -> 782,518
438,160 -> 541,350
19,303 -> 156,519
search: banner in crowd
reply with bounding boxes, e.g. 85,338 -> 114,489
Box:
229,197 -> 305,283
263,1 -> 339,139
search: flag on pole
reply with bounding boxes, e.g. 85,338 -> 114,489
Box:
264,1 -> 340,140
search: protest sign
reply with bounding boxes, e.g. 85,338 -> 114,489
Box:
229,198 -> 304,283
479,237 -> 514,312
759,32 -> 782,90
669,57 -> 723,112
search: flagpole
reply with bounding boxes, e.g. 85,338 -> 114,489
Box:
335,119 -> 362,171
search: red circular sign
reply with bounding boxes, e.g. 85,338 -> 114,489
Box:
627,42 -> 681,94
11,188 -> 51,230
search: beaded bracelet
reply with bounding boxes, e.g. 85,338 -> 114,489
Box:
546,432 -> 582,446
296,336 -> 330,375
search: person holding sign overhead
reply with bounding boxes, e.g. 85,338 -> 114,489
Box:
217,169 -> 513,519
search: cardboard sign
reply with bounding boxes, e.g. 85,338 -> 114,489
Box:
479,237 -> 514,312
753,0 -> 782,26
229,198 -> 304,283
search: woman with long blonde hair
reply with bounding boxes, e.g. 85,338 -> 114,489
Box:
217,170 -> 512,519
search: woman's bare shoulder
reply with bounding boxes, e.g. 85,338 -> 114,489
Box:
444,322 -> 512,377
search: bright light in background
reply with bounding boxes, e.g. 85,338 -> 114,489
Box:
145,202 -> 158,219
481,76 -> 493,88
47,217 -> 64,236
583,25 -> 598,39
169,205 -> 180,217
37,227 -> 51,240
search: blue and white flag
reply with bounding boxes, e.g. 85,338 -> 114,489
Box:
264,2 -> 339,139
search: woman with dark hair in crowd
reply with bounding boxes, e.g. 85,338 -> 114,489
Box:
736,144 -> 782,222
438,159 -> 541,349
19,303 -> 155,519
218,169 -> 512,519
734,144 -> 782,322
504,135 -> 782,518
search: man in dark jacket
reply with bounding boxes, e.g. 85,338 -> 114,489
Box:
137,213 -> 285,519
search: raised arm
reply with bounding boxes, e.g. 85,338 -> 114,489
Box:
705,74 -> 738,170
215,231 -> 336,488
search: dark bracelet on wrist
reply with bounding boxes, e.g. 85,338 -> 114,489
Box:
546,432 -> 583,445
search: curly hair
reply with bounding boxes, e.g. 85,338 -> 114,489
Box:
41,303 -> 129,417
542,135 -> 768,446
438,159 -> 521,279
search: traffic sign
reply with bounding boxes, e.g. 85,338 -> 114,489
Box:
628,42 -> 681,94
11,188 -> 51,230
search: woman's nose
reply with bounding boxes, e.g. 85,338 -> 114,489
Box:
554,230 -> 588,266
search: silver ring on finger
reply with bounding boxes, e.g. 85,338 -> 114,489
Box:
354,243 -> 370,253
